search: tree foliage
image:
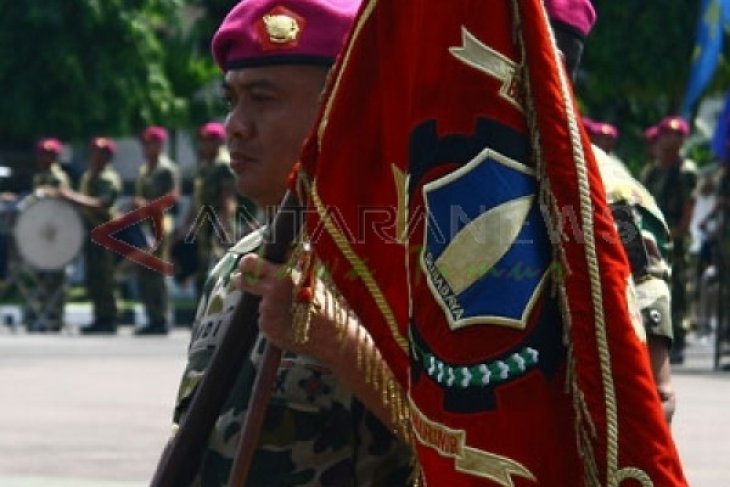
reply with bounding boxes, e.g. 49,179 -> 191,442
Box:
2,0 -> 728,172
579,0 -> 730,171
0,0 -> 221,148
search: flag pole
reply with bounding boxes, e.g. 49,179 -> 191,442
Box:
151,191 -> 303,487
228,342 -> 283,486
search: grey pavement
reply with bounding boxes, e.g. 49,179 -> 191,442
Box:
0,325 -> 728,486
0,326 -> 189,487
671,333 -> 730,487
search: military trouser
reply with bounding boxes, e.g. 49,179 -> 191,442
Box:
85,237 -> 117,324
137,236 -> 169,327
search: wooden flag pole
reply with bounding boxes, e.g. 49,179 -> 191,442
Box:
228,343 -> 283,486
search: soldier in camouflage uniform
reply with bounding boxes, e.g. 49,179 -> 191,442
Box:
166,1 -> 413,485
642,116 -> 697,364
29,138 -> 71,331
588,134 -> 676,422
134,126 -> 180,335
56,137 -> 122,334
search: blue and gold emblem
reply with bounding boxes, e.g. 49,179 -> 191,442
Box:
420,147 -> 551,331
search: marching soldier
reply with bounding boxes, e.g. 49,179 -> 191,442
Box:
184,122 -> 238,299
134,126 -> 180,335
30,138 -> 71,332
643,116 -> 698,364
57,137 -> 123,334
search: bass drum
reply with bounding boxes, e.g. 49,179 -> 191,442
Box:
13,195 -> 85,271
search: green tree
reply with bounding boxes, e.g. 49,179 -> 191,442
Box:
579,0 -> 730,171
0,0 -> 220,148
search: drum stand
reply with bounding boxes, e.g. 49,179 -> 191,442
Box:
1,245 -> 70,332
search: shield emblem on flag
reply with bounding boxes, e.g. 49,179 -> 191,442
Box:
420,146 -> 552,331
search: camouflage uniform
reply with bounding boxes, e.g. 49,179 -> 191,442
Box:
596,148 -> 673,342
79,166 -> 122,325
135,156 -> 180,327
191,158 -> 236,297
30,163 -> 71,330
173,229 -> 413,487
643,157 -> 697,350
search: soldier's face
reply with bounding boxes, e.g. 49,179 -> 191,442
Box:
591,134 -> 616,154
198,138 -> 221,162
142,139 -> 163,164
89,147 -> 109,173
36,150 -> 55,170
656,132 -> 684,161
223,65 -> 327,207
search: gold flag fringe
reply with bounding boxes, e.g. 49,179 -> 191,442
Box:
291,169 -> 415,453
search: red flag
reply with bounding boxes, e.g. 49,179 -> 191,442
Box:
298,1 -> 687,485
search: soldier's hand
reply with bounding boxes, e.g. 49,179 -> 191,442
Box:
235,253 -> 299,352
34,186 -> 59,199
235,253 -> 346,365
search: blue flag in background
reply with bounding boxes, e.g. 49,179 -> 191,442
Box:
711,89 -> 730,161
681,0 -> 730,118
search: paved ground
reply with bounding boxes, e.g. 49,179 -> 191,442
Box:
0,324 -> 728,486
0,326 -> 188,487
671,333 -> 730,487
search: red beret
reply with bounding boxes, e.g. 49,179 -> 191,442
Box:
583,118 -> 619,140
212,0 -> 361,72
199,122 -> 226,141
643,125 -> 659,143
142,126 -> 168,142
91,137 -> 117,154
582,116 -> 597,133
36,138 -> 63,155
657,116 -> 690,136
544,0 -> 597,38
596,122 -> 619,140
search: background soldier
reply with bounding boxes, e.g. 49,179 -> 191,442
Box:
56,137 -> 122,334
643,116 -> 698,364
180,121 -> 238,299
134,126 -> 180,335
30,138 -> 71,332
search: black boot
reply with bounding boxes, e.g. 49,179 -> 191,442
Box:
80,320 -> 118,335
134,321 -> 168,336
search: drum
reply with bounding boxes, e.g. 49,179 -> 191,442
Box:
13,195 -> 84,270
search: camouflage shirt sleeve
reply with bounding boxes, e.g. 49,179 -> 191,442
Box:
594,147 -> 673,342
